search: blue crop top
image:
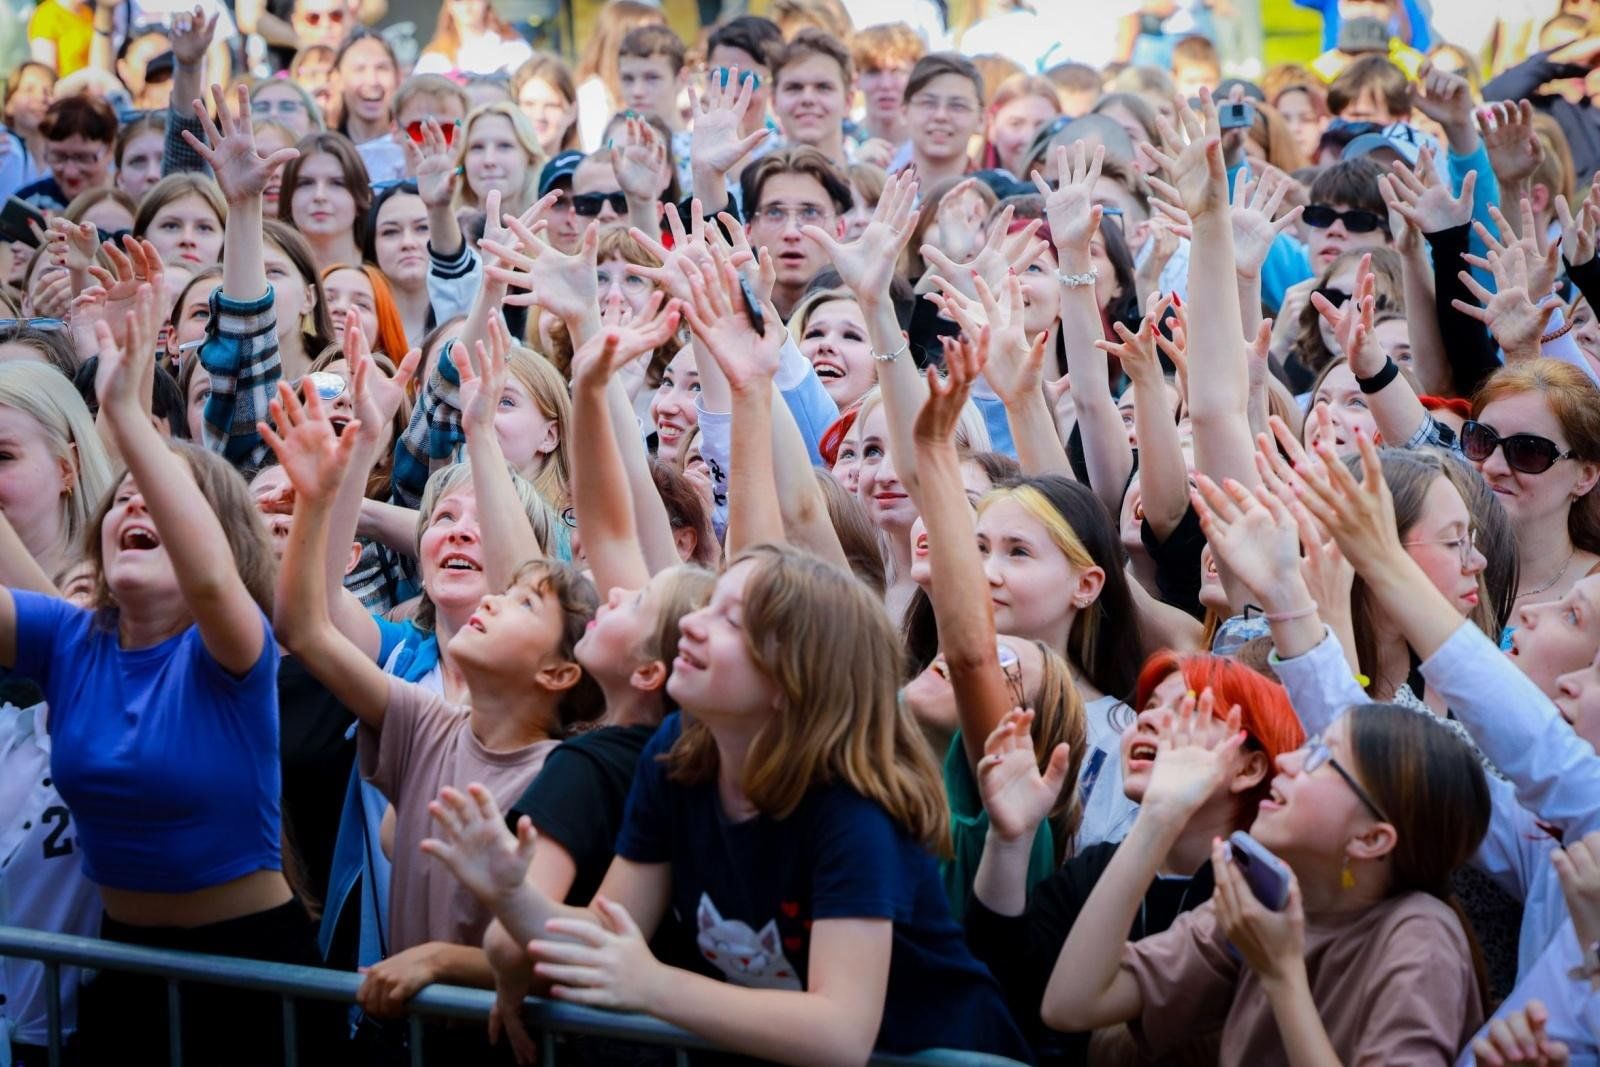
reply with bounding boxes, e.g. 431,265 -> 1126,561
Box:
11,590 -> 283,893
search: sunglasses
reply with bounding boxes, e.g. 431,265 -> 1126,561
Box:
1303,204 -> 1386,233
1461,420 -> 1574,475
404,119 -> 459,145
571,191 -> 629,217
1302,735 -> 1389,823
0,317 -> 66,331
299,371 -> 347,403
300,9 -> 346,24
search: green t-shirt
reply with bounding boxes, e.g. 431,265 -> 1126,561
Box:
939,730 -> 1057,920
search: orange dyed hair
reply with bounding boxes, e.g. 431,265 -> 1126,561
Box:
1134,651 -> 1305,818
321,264 -> 411,361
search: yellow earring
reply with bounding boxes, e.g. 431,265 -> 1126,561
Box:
1340,857 -> 1356,890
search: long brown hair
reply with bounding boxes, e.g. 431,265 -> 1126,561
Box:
665,544 -> 951,854
1347,703 -> 1492,1013
422,0 -> 517,61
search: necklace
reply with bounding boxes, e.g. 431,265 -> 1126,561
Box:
1517,549 -> 1577,601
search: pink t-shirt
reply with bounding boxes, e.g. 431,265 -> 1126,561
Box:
1121,892 -> 1482,1065
360,677 -> 558,952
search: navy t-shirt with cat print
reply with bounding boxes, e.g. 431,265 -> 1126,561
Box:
613,715 -> 1033,1062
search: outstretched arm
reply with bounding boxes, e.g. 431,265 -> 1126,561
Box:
100,284 -> 266,676
263,384 -> 392,724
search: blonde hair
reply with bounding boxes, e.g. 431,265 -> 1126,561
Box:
0,362 -> 114,551
454,102 -> 545,218
506,345 -> 573,510
854,385 -> 992,456
665,544 -> 951,854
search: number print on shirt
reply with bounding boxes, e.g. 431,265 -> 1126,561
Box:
40,805 -> 73,859
695,893 -> 801,990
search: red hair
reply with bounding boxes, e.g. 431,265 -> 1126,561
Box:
321,264 -> 411,361
1134,651 -> 1305,819
818,404 -> 861,468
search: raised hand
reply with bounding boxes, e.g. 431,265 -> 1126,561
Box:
1410,60 -> 1476,146
92,280 -> 161,419
1095,297 -> 1171,388
804,167 -> 919,301
259,380 -> 364,503
85,235 -> 165,344
1469,1000 -> 1570,1067
1379,147 -> 1476,238
349,318 -> 421,438
1138,689 -> 1246,822
569,294 -> 681,390
914,327 -> 987,447
919,204 -> 1045,301
419,784 -> 538,909
678,246 -> 781,396
1140,89 -> 1227,220
933,177 -> 994,263
1191,472 -> 1305,608
46,215 -> 100,276
184,82 -> 299,205
1454,245 -> 1562,360
452,313 -> 513,436
168,3 -> 217,67
932,272 -> 1046,410
1310,252 -> 1388,379
610,114 -> 669,205
1555,185 -> 1600,268
688,67 -> 770,180
413,117 -> 459,209
976,708 -> 1073,844
483,212 -> 600,324
1231,170 -> 1304,278
1212,835 -> 1306,985
1553,830 -> 1600,966
1472,199 -> 1560,301
1032,141 -> 1104,255
532,897 -> 668,1012
1479,99 -> 1545,190
1285,427 -> 1409,576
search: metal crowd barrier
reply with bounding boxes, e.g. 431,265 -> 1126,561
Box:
0,926 -> 1028,1067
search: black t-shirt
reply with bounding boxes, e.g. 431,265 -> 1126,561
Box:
507,723 -> 655,906
616,715 -> 1033,1062
1141,504 -> 1208,621
965,840 -> 1215,1065
276,654 -> 357,906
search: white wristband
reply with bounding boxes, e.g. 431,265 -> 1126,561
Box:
1057,268 -> 1099,288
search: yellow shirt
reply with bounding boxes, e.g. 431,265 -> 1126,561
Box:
1312,40 -> 1427,84
28,0 -> 94,78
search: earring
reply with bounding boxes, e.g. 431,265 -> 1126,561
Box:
1340,857 -> 1356,890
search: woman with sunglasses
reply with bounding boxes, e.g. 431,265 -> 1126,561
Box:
1464,361 -> 1600,615
1202,430 -> 1600,1053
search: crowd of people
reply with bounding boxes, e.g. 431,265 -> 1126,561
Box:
7,0 -> 1600,1064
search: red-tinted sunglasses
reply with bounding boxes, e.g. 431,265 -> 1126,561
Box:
404,119 -> 459,145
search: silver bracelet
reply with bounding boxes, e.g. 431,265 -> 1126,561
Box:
1057,268 -> 1099,288
872,337 -> 910,363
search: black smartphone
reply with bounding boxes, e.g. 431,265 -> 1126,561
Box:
737,273 -> 766,337
0,197 -> 46,248
1219,101 -> 1257,130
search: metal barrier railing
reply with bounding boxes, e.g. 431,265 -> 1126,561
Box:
0,925 -> 1027,1067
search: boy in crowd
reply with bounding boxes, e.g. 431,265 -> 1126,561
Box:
850,22 -> 924,148
1171,34 -> 1223,99
739,146 -> 853,319
618,24 -> 693,192
900,52 -> 983,184
769,28 -> 853,168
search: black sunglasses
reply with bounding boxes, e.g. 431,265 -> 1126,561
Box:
571,191 -> 629,218
1303,204 -> 1386,233
1461,421 -> 1574,475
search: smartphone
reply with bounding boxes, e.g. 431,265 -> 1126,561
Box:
0,197 -> 46,248
737,273 -> 766,337
1218,102 -> 1256,131
1226,831 -> 1292,911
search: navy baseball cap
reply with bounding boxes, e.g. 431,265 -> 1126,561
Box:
538,150 -> 585,198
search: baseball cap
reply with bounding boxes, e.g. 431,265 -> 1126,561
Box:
538,150 -> 585,199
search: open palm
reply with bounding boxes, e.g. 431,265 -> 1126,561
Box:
978,710 -> 1069,843
185,82 -> 298,204
420,785 -> 537,907
804,168 -> 917,299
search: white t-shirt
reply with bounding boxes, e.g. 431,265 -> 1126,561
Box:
412,34 -> 533,77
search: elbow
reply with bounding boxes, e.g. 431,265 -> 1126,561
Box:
1041,994 -> 1096,1034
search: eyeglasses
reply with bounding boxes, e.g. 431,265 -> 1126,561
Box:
1303,204 -> 1386,233
298,371 -> 346,402
44,147 -> 107,170
997,641 -> 1026,711
251,98 -> 309,117
1461,420 -> 1574,475
1301,734 -> 1389,822
908,94 -> 978,118
299,9 -> 347,25
1403,526 -> 1480,568
753,204 -> 832,228
571,191 -> 629,217
404,119 -> 459,145
560,506 -> 577,528
0,317 -> 65,331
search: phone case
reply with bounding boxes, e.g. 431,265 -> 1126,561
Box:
1226,831 -> 1291,911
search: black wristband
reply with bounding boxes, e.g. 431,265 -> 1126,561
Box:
1356,357 -> 1400,394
